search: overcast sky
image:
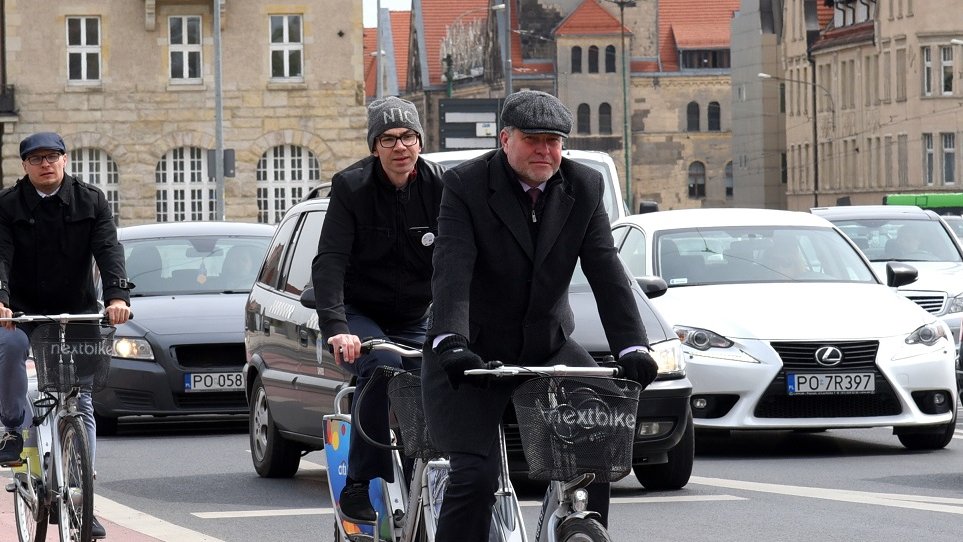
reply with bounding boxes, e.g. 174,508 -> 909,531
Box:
363,0 -> 412,27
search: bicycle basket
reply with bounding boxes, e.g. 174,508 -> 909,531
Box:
29,323 -> 115,393
386,370 -> 440,459
512,375 -> 641,482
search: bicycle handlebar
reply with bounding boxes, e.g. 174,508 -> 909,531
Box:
0,312 -> 108,324
359,338 -> 422,357
465,364 -> 621,378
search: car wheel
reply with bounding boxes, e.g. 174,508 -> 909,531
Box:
94,412 -> 118,436
250,376 -> 302,477
633,412 -> 694,490
897,420 -> 956,450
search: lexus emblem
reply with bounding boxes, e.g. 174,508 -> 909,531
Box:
814,346 -> 843,367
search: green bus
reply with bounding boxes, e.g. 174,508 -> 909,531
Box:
883,192 -> 963,214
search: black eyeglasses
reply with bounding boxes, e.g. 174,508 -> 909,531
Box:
25,152 -> 63,166
377,133 -> 419,149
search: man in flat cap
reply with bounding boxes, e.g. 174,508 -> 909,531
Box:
422,90 -> 658,539
0,131 -> 131,539
311,96 -> 445,522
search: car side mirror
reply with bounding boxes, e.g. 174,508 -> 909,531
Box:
636,276 -> 668,299
885,262 -> 918,288
300,287 -> 316,309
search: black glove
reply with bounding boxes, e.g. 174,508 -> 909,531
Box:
434,335 -> 486,390
618,349 -> 659,389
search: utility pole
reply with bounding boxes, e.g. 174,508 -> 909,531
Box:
213,0 -> 225,220
607,0 -> 636,212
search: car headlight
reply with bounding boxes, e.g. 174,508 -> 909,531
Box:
904,322 -> 948,346
113,337 -> 155,360
674,325 -> 760,363
649,339 -> 684,377
946,294 -> 963,314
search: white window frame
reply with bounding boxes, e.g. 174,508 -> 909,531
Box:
169,15 -> 203,84
256,145 -> 320,224
155,147 -> 216,222
923,133 -> 934,185
922,46 -> 932,97
269,15 -> 304,81
66,16 -> 101,83
69,148 -> 120,225
940,46 -> 953,95
942,133 -> 956,184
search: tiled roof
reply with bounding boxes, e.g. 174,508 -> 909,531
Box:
672,23 -> 729,49
363,10 -> 411,98
418,0 -> 492,87
555,0 -> 630,37
811,20 -> 874,53
817,3 -> 834,29
658,0 -> 740,72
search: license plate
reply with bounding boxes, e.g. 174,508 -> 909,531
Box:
787,372 -> 875,395
184,372 -> 243,392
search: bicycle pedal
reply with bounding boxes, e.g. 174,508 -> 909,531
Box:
4,482 -> 15,493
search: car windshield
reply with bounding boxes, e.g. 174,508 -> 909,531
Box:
125,235 -> 271,295
650,226 -> 878,286
832,219 -> 963,263
941,215 -> 963,240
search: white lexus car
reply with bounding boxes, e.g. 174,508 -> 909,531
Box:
611,208 -> 958,449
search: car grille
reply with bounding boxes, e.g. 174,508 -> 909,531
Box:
771,340 -> 878,370
903,293 -> 946,315
173,343 -> 245,369
756,340 -> 902,418
173,392 -> 247,409
114,389 -> 155,409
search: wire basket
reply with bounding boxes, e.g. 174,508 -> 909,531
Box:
512,376 -> 641,482
29,323 -> 115,393
386,370 -> 440,459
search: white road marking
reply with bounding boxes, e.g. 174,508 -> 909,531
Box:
690,476 -> 963,515
95,494 -> 227,541
520,494 -> 746,507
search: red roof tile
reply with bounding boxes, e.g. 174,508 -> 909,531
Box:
817,4 -> 834,29
555,0 -> 630,37
658,0 -> 740,72
672,23 -> 729,49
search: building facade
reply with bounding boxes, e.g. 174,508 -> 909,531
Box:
0,0 -> 368,225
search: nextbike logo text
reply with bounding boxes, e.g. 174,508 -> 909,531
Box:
541,401 -> 635,444
46,342 -> 112,357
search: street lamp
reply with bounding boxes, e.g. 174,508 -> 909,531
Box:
601,0 -> 636,212
758,72 -> 836,208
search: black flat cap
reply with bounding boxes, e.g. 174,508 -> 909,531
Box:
500,90 -> 572,137
20,132 -> 66,160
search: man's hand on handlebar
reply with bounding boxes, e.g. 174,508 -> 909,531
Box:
0,303 -> 13,330
618,348 -> 659,389
328,333 -> 363,364
105,299 -> 132,325
434,335 -> 486,390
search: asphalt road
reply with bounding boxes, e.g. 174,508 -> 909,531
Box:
3,409 -> 962,541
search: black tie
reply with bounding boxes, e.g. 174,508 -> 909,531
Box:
527,187 -> 540,223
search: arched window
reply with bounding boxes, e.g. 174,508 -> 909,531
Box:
686,102 -> 700,131
571,46 -> 582,73
577,104 -> 591,135
256,145 -> 321,224
155,146 -> 215,222
69,148 -> 120,224
725,161 -> 734,198
605,45 -> 616,73
688,161 -> 706,199
708,101 -> 721,131
588,45 -> 599,73
598,103 -> 612,135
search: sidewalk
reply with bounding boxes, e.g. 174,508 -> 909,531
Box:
0,505 -> 163,541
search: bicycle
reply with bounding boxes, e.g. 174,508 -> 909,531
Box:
2,312 -> 115,542
325,338 -> 526,542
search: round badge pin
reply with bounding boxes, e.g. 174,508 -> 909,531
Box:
421,232 -> 435,246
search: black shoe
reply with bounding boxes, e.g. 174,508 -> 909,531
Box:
339,481 -> 376,523
91,516 -> 107,539
0,431 -> 23,466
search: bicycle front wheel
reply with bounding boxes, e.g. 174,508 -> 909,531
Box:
557,517 -> 612,542
56,416 -> 93,542
13,480 -> 49,542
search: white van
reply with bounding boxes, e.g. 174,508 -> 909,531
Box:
421,148 -> 629,223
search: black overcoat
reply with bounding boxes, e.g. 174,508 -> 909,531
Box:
423,149 -> 647,455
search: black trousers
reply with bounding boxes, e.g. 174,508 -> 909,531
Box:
434,437 -> 611,541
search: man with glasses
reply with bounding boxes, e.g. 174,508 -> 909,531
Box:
0,132 -> 131,539
311,97 -> 445,522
